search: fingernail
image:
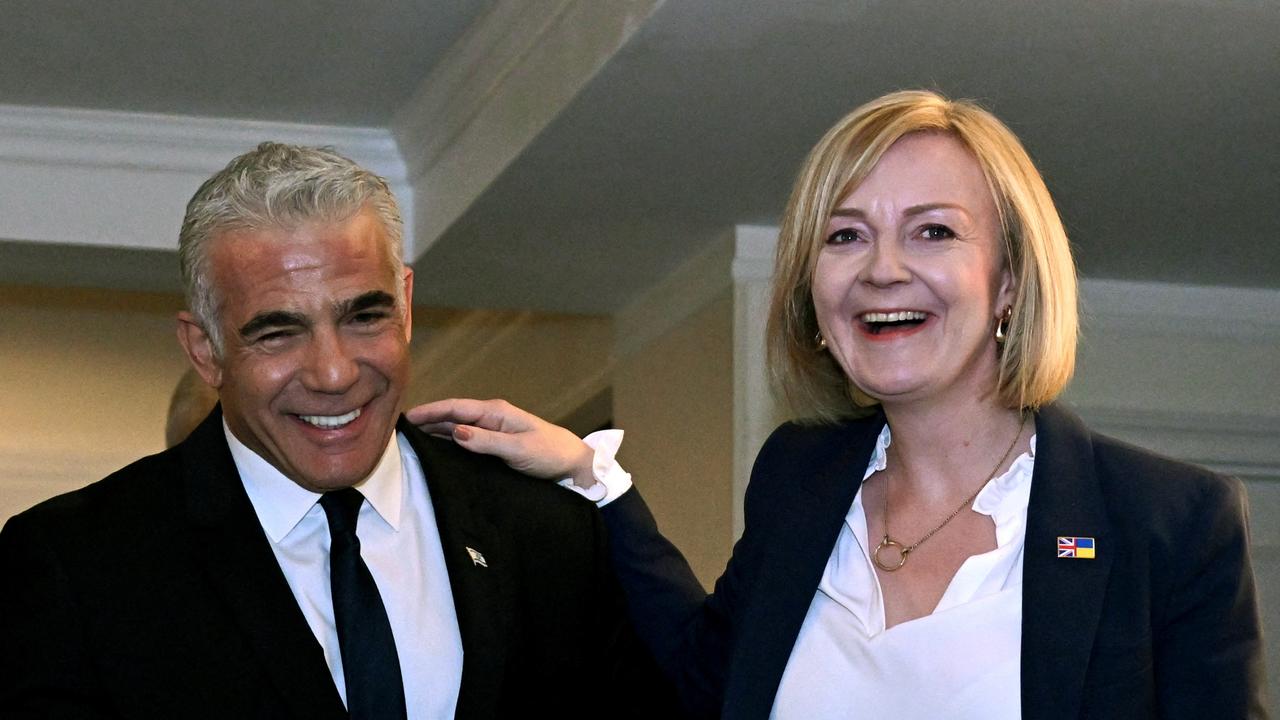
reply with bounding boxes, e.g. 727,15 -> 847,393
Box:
454,426 -> 472,441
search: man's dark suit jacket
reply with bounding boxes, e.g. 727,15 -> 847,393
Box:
604,403 -> 1268,719
0,407 -> 672,719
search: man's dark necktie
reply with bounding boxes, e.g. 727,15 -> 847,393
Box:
319,488 -> 408,720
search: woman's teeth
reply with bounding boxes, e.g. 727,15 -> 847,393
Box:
860,311 -> 928,323
299,408 -> 361,429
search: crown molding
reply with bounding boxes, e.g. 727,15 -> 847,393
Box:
1071,404 -> 1280,481
0,104 -> 405,181
1080,278 -> 1280,342
391,0 -> 665,257
0,103 -> 412,256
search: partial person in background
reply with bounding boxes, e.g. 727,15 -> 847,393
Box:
1,142 -> 671,719
409,90 -> 1267,719
165,367 -> 219,448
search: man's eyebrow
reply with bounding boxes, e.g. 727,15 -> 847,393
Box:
239,311 -> 307,339
336,291 -> 397,317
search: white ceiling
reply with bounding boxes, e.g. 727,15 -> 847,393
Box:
0,0 -> 491,126
2,0 -> 1277,313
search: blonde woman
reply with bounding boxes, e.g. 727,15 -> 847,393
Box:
410,91 -> 1265,719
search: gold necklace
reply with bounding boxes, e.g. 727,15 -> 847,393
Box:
873,414 -> 1026,573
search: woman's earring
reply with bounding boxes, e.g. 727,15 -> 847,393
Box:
815,331 -> 827,350
994,305 -> 1013,343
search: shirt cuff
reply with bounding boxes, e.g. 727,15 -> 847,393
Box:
556,429 -> 633,507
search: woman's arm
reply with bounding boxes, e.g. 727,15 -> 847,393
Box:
408,398 -> 779,718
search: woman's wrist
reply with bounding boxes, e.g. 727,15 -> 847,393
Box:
556,429 -> 633,507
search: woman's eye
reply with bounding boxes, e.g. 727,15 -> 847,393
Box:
826,228 -> 862,245
921,224 -> 955,240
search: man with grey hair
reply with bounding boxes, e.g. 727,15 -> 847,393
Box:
0,143 -> 672,719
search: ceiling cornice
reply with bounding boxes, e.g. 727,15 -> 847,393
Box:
391,0 -> 666,259
0,104 -> 411,254
0,103 -> 404,179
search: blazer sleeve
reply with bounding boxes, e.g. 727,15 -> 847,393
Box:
1153,474 -> 1268,718
576,494 -> 686,720
0,511 -> 114,719
600,426 -> 794,719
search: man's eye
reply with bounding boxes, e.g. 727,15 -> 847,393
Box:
256,330 -> 295,344
921,224 -> 955,240
826,228 -> 862,245
351,311 -> 388,325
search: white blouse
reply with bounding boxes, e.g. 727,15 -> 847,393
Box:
772,425 -> 1037,720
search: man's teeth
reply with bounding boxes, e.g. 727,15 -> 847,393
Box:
298,408 -> 361,428
861,311 -> 928,323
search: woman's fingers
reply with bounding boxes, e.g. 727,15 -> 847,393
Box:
451,423 -> 526,459
408,398 -> 595,483
451,422 -> 591,481
406,398 -> 537,434
406,398 -> 491,426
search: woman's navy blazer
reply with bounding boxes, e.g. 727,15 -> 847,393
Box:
602,403 -> 1267,719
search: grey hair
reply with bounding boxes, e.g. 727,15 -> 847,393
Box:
178,141 -> 404,354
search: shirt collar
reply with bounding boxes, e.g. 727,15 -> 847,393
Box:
225,420 -> 405,543
863,423 -> 1037,519
862,424 -> 892,481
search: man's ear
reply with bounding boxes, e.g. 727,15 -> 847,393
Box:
401,267 -> 414,343
176,312 -> 224,389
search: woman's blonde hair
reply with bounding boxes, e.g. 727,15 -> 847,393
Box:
767,90 -> 1078,422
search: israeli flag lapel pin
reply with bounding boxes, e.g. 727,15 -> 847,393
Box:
466,546 -> 488,567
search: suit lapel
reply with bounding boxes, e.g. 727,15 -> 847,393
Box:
1021,404 -> 1114,720
724,416 -> 884,720
399,419 -> 515,720
180,407 -> 347,719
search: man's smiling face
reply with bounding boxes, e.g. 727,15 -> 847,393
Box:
189,208 -> 412,492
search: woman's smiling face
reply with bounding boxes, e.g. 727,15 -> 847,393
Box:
812,131 -> 1014,408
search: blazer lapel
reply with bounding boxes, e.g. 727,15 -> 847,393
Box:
180,407 -> 347,719
399,419 -> 516,720
1021,404 -> 1115,720
723,416 -> 884,720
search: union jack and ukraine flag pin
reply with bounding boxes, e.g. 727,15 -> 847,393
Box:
1058,536 -> 1096,559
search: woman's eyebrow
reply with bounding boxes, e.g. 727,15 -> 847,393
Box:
829,203 -> 971,219
903,202 -> 971,220
829,207 -> 866,218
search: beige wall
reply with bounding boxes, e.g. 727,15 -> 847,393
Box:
407,307 -> 612,427
0,286 -> 190,519
613,289 -> 735,590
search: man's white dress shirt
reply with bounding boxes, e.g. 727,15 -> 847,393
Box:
227,423 -> 463,720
